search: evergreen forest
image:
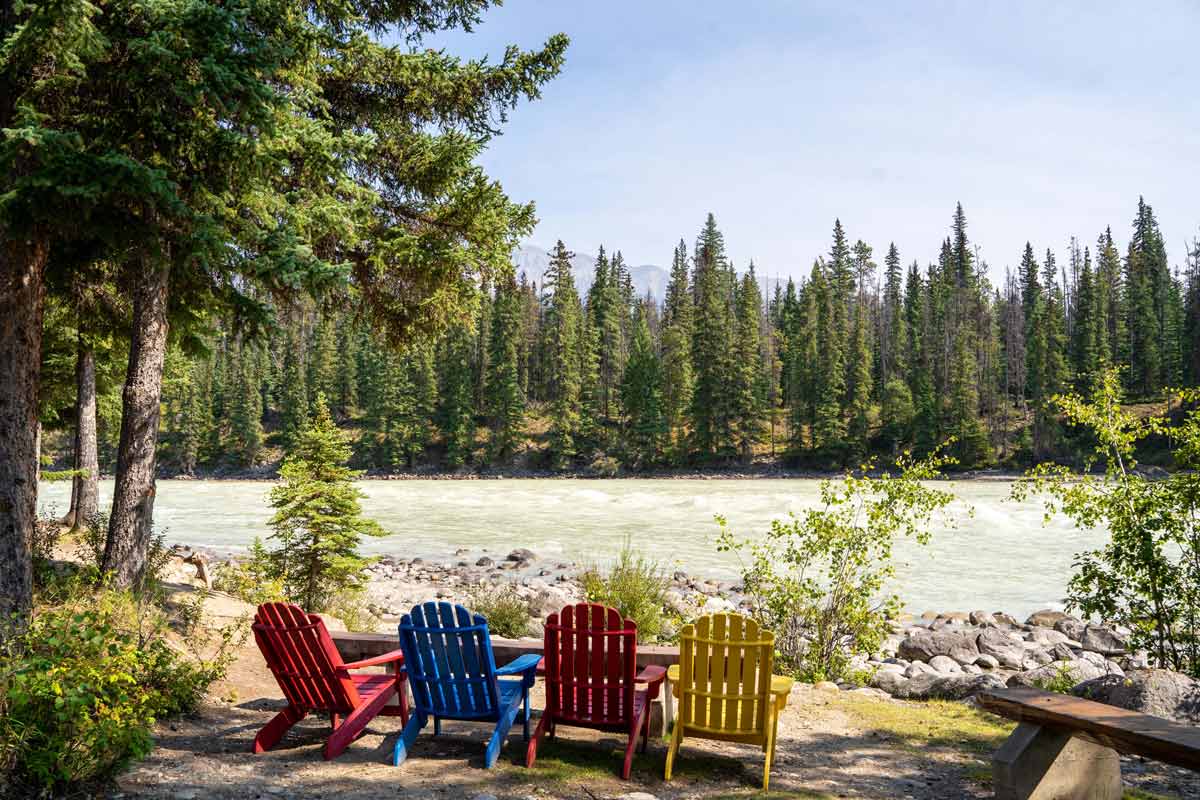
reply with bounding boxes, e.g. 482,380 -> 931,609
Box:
42,200 -> 1200,475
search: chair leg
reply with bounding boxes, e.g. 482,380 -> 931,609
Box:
663,720 -> 683,781
525,711 -> 551,768
253,706 -> 304,754
622,709 -> 645,780
392,711 -> 427,767
397,672 -> 410,725
522,686 -> 531,740
639,701 -> 652,753
485,701 -> 521,768
762,707 -> 778,791
433,716 -> 441,736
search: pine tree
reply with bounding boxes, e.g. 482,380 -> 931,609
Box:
881,242 -> 907,382
690,213 -> 737,461
587,245 -> 622,429
1070,248 -> 1099,389
307,315 -> 337,414
334,316 -> 359,418
229,342 -> 264,466
732,265 -> 765,461
810,263 -> 847,460
1185,238 -> 1200,385
436,322 -> 477,468
542,240 -> 584,465
1125,197 -> 1169,396
267,395 -> 386,612
660,239 -> 694,459
279,328 -> 309,451
846,301 -> 873,454
620,309 -> 666,468
1096,228 -> 1125,368
485,275 -> 524,462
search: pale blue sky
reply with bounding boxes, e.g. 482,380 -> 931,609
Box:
431,1 -> 1199,281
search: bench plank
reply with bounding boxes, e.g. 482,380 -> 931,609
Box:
978,688 -> 1200,772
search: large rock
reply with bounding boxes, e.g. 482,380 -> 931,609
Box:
898,630 -> 979,663
1054,617 -> 1087,641
1072,669 -> 1200,724
505,548 -> 536,562
892,672 -> 1007,701
1029,628 -> 1071,647
871,669 -> 908,696
969,610 -> 997,626
977,627 -> 1027,669
1006,659 -> 1107,689
928,655 -> 963,674
1026,609 -> 1073,628
1080,625 -> 1128,656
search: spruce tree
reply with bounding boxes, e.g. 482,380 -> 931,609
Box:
279,328 -> 309,451
485,275 -> 525,462
543,240 -> 584,465
1070,248 -> 1099,389
660,239 -> 694,459
437,322 -> 477,468
881,242 -> 907,382
229,342 -> 264,466
732,265 -> 766,461
307,316 -> 337,414
620,310 -> 667,468
267,395 -> 386,612
1125,198 -> 1169,396
690,214 -> 737,461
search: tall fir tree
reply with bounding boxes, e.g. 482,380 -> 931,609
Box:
542,241 -> 584,465
620,309 -> 667,468
690,214 -> 737,461
660,239 -> 694,459
485,275 -> 525,462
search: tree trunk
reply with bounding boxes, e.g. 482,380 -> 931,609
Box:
0,231 -> 48,628
67,342 -> 100,532
103,259 -> 170,588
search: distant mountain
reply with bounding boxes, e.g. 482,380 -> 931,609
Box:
513,244 -> 668,300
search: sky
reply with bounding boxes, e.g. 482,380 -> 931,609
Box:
429,1 -> 1199,282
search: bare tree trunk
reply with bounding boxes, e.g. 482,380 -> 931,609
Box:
0,232 -> 48,628
66,341 -> 99,531
103,259 -> 170,588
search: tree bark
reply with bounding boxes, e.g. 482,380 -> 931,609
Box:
0,231 -> 48,628
66,341 -> 100,531
103,259 -> 170,588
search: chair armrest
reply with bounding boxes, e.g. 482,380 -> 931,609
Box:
770,675 -> 794,710
343,649 -> 405,671
495,653 -> 542,678
635,664 -> 667,700
667,664 -> 681,698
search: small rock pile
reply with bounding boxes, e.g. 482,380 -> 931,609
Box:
864,608 -> 1144,701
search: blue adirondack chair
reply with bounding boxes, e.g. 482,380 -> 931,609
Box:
393,601 -> 541,768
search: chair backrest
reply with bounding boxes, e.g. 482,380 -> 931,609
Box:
253,602 -> 360,713
543,603 -> 637,726
676,612 -> 774,736
398,601 -> 501,720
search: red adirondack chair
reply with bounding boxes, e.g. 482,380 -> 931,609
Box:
252,602 -> 410,759
526,603 -> 667,779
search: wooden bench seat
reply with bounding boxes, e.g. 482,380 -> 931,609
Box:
978,687 -> 1200,800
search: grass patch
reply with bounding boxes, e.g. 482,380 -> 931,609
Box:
834,694 -> 1013,755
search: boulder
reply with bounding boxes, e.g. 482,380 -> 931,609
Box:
1072,669 -> 1200,724
1028,628 -> 1071,647
993,612 -> 1021,627
475,556 -> 494,567
1020,646 -> 1054,670
1054,617 -> 1087,641
905,661 -> 935,678
505,548 -> 536,562
1080,625 -> 1128,656
969,610 -> 997,626
977,628 -> 1027,669
871,669 -> 908,696
1048,642 -> 1077,662
1026,609 -> 1073,628
892,672 -> 1007,701
928,655 -> 963,674
974,653 -> 1000,670
898,630 -> 979,663
1006,659 -> 1107,689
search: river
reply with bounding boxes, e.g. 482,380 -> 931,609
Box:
36,478 -> 1100,619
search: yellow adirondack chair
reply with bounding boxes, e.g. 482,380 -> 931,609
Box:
663,613 -> 794,790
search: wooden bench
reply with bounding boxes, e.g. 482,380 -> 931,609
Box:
978,687 -> 1200,800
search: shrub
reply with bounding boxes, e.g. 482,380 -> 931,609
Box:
580,540 -> 672,643
468,583 -> 533,638
717,448 -> 958,683
327,588 -> 381,634
0,587 -> 241,791
1015,368 -> 1200,678
212,538 -> 286,607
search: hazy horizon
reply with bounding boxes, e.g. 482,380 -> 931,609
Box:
428,1 -> 1199,282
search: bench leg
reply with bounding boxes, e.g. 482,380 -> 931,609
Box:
993,722 -> 1121,800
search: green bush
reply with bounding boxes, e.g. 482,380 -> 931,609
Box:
0,587 -> 240,792
468,583 -> 533,638
580,540 -> 672,643
212,538 -> 286,607
717,448 -> 958,682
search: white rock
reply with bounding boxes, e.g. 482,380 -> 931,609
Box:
928,655 -> 963,674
